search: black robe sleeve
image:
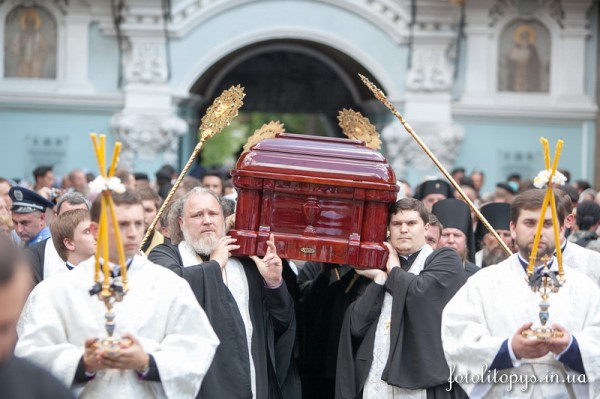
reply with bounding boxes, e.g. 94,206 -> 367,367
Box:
381,248 -> 467,394
147,242 -> 185,276
335,280 -> 385,399
25,239 -> 47,286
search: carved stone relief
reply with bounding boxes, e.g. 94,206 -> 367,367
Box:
381,120 -> 464,178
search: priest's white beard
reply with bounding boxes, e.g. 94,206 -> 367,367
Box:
183,229 -> 219,257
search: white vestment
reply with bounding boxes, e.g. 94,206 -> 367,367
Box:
562,240 -> 600,288
16,255 -> 220,399
43,238 -> 68,280
475,250 -> 483,267
364,244 -> 433,399
441,254 -> 600,398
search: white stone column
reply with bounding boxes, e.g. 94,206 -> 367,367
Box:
109,3 -> 188,169
555,0 -> 593,103
382,0 -> 464,178
60,11 -> 94,93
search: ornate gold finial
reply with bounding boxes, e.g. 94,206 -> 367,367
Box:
199,85 -> 245,141
243,121 -> 285,152
139,85 -> 245,251
337,108 -> 381,150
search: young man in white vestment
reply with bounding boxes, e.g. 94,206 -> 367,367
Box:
442,189 -> 600,398
16,190 -> 220,399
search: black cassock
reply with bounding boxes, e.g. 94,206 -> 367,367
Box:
25,238 -> 48,286
0,355 -> 73,399
336,248 -> 468,399
149,242 -> 301,399
298,263 -> 368,399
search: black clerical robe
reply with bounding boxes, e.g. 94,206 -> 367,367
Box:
464,261 -> 479,278
25,238 -> 47,285
298,263 -> 368,399
148,242 -> 301,399
336,247 -> 468,399
0,355 -> 74,399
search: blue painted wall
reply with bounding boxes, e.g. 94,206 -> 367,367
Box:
0,109 -> 114,183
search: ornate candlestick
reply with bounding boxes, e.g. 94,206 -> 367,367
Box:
88,133 -> 130,353
522,255 -> 565,340
522,138 -> 566,340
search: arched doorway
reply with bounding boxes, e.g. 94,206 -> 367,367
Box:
182,39 -> 387,171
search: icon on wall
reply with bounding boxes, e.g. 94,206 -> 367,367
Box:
4,6 -> 57,79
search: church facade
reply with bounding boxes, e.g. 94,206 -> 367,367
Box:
0,0 -> 597,193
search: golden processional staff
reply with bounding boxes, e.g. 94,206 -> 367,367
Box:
139,85 -> 246,251
359,74 -> 512,256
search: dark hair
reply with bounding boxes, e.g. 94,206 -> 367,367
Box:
389,198 -> 429,225
576,201 -> 600,231
33,166 -> 53,179
202,171 -> 223,181
553,187 -> 573,216
220,197 -> 236,218
56,192 -> 91,214
135,186 -> 162,209
510,189 -> 566,226
575,180 -> 591,192
428,213 -> 443,233
0,177 -> 11,186
0,234 -> 23,286
91,190 -> 142,222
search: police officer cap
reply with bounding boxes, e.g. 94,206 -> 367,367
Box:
9,186 -> 55,214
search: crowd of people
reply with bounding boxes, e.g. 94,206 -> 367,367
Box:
0,162 -> 599,398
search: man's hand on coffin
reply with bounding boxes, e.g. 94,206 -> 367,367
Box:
383,242 -> 401,274
355,268 -> 387,285
511,322 -> 550,359
83,338 -> 106,373
99,333 -> 149,371
251,234 -> 283,288
210,235 -> 240,268
547,324 -> 571,355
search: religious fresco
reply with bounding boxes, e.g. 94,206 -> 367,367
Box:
498,19 -> 550,93
4,6 -> 57,79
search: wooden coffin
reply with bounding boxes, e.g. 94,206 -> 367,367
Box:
229,133 -> 398,268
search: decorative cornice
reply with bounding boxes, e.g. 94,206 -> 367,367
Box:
452,100 -> 598,121
0,92 -> 124,112
89,0 -> 464,43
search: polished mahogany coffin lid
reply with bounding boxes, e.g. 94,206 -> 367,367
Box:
232,133 -> 397,189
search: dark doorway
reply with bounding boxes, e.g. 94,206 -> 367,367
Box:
183,39 -> 386,170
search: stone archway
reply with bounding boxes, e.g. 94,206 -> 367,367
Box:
183,39 -> 387,169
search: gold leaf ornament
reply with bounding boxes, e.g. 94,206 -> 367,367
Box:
198,85 -> 245,141
243,121 -> 285,151
337,108 -> 382,150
